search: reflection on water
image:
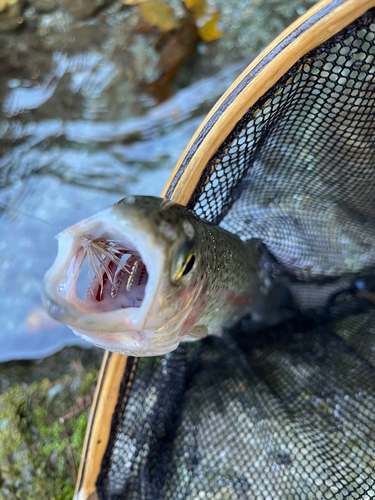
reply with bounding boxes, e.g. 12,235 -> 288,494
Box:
0,177 -> 120,361
3,53 -> 118,117
0,60 -> 246,361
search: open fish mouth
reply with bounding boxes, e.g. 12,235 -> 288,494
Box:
42,206 -> 164,335
74,235 -> 148,311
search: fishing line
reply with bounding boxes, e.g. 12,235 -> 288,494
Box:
0,203 -> 62,229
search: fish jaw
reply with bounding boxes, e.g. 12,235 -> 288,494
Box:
70,325 -> 181,357
42,206 -> 167,343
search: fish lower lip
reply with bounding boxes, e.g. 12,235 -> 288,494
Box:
42,292 -> 74,323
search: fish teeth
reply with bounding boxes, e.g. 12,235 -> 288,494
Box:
126,261 -> 139,292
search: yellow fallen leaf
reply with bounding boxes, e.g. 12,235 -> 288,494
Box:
183,0 -> 206,19
0,0 -> 18,13
198,11 -> 222,42
183,0 -> 198,10
123,0 -> 150,4
183,0 -> 223,42
139,1 -> 177,32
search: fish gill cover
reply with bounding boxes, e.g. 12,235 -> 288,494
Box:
96,9 -> 375,500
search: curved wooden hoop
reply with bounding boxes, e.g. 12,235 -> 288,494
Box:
162,0 -> 375,204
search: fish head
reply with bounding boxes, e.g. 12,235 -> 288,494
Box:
42,196 -> 203,356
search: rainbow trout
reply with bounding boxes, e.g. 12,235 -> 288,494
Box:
42,196 -> 273,356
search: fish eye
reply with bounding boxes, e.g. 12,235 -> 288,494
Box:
171,242 -> 196,283
182,254 -> 195,276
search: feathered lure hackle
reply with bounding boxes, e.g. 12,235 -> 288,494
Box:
76,236 -> 138,298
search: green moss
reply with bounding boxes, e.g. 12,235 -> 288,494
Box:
0,348 -> 102,500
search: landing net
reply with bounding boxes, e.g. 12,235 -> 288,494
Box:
97,10 -> 375,499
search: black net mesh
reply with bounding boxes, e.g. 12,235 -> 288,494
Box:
191,10 -> 375,280
96,10 -> 375,500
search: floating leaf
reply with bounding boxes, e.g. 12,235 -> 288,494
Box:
139,1 -> 177,32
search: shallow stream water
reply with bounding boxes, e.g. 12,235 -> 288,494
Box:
0,0 -> 317,361
0,62 -> 248,360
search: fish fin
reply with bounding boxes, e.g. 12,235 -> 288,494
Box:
187,325 -> 208,339
211,328 -> 223,338
245,238 -> 263,254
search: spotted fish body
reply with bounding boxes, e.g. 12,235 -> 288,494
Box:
186,221 -> 269,334
42,196 -> 271,357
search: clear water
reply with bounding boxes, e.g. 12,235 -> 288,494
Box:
0,0 -> 317,360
